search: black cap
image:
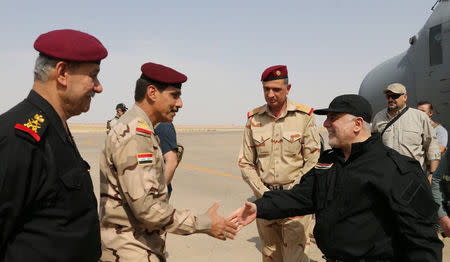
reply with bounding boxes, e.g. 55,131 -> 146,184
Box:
116,103 -> 128,111
314,94 -> 373,123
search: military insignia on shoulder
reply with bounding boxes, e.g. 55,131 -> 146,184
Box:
136,120 -> 152,135
247,105 -> 264,119
15,113 -> 47,142
137,153 -> 153,165
314,162 -> 333,169
295,104 -> 313,115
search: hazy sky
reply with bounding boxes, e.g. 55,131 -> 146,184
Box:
0,0 -> 436,125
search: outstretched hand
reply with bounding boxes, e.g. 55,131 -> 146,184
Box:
207,202 -> 238,240
227,202 -> 257,228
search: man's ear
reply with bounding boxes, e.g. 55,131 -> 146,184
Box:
286,83 -> 291,94
146,85 -> 158,102
354,117 -> 364,132
55,61 -> 70,87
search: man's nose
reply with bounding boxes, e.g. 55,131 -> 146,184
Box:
176,97 -> 183,108
94,80 -> 103,93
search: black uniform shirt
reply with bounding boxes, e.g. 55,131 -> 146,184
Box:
0,90 -> 101,262
155,122 -> 178,155
154,122 -> 178,196
255,134 -> 442,261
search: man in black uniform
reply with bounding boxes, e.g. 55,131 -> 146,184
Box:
230,94 -> 443,261
0,29 -> 108,262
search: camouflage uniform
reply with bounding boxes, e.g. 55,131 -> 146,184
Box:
238,99 -> 321,262
106,115 -> 119,134
99,105 -> 211,262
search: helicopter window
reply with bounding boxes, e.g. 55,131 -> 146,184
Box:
429,24 -> 442,66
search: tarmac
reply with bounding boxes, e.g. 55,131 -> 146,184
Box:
73,127 -> 450,262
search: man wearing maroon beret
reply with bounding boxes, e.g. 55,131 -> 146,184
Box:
99,62 -> 238,261
238,65 -> 322,261
0,29 -> 107,262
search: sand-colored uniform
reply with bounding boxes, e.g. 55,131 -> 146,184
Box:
99,105 -> 211,262
238,99 -> 321,262
372,106 -> 441,171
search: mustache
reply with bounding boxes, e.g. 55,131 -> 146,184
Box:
88,91 -> 95,98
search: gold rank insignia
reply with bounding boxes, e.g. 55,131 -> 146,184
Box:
15,113 -> 47,142
24,114 -> 45,133
247,105 -> 265,119
276,70 -> 281,76
295,104 -> 313,115
136,120 -> 152,135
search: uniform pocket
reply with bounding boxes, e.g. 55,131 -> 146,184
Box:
282,131 -> 302,155
59,167 -> 97,223
252,131 -> 271,156
403,128 -> 421,146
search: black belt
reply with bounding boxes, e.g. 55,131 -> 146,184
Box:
263,182 -> 289,191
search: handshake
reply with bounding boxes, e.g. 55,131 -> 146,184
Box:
206,202 -> 258,240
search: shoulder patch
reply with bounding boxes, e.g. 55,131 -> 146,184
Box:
14,113 -> 48,142
136,120 -> 152,135
295,104 -> 313,115
137,153 -> 153,165
247,105 -> 264,119
314,162 -> 333,169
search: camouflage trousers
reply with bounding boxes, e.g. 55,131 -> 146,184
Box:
256,215 -> 324,262
100,226 -> 167,262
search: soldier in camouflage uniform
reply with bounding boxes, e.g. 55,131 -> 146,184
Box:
238,65 -> 322,262
99,62 -> 237,262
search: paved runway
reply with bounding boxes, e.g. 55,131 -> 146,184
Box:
75,130 -> 265,262
73,129 -> 450,261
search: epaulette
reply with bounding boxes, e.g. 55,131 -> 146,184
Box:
294,104 -> 313,115
247,105 -> 264,119
14,112 -> 48,143
136,119 -> 152,135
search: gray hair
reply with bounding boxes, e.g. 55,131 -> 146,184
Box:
347,115 -> 371,132
33,55 -> 59,82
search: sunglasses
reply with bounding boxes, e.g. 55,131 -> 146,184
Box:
385,93 -> 403,100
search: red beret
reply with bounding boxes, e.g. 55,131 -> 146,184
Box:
141,62 -> 187,85
261,65 -> 288,81
34,29 -> 108,62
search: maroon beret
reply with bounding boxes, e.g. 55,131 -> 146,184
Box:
261,65 -> 288,81
34,29 -> 108,62
141,62 -> 187,85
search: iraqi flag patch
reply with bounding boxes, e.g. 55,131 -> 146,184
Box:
137,153 -> 153,165
314,162 -> 333,169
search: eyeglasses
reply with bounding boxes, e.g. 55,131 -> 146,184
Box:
385,93 -> 403,100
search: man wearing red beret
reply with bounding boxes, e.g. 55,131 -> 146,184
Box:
99,62 -> 238,261
238,65 -> 322,262
0,29 -> 107,261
